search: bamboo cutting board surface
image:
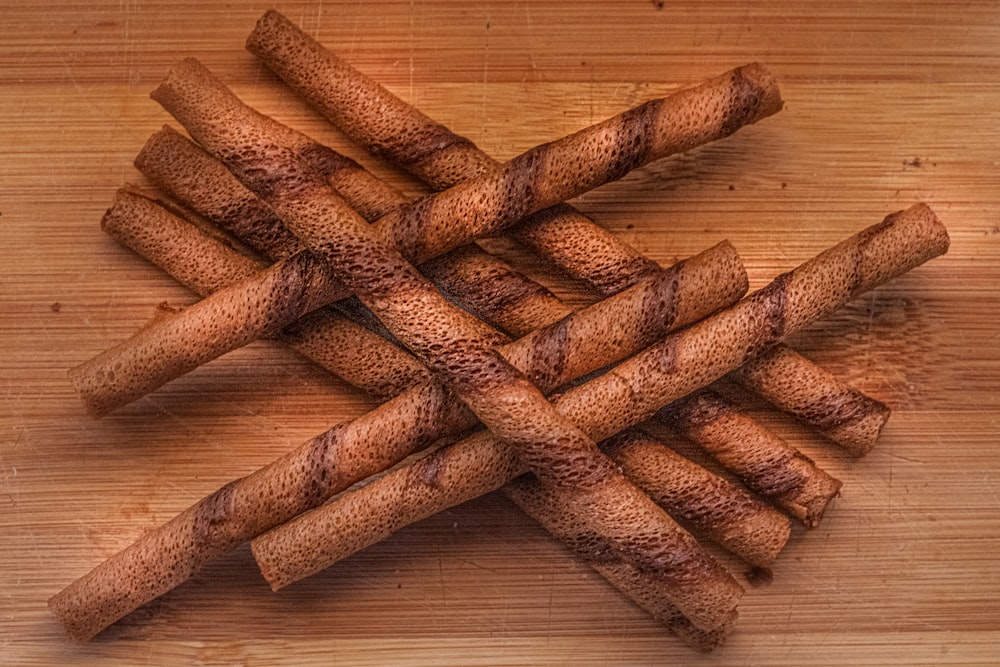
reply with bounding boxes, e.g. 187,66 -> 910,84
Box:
2,1 -> 999,665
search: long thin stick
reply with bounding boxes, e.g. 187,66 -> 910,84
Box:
245,9 -> 888,456
250,204 -> 948,593
69,55 -> 779,416
50,219 -> 744,643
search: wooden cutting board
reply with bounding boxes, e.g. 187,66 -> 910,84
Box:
3,1 -> 998,664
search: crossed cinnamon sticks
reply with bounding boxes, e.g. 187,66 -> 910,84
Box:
52,13 -> 950,650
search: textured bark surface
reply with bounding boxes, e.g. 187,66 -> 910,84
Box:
250,204 -> 948,606
247,10 -> 889,458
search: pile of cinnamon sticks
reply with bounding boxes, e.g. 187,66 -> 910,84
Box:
50,10 -> 949,651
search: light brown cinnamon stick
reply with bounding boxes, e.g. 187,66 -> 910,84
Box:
249,204 -> 948,593
246,10 -> 888,456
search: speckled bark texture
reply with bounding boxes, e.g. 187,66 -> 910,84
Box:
108,164 -> 763,640
115,156 -> 788,563
248,11 -> 890,456
107,167 -> 775,553
731,344 -> 892,456
251,204 -> 948,604
134,128 -> 572,393
51,220 -> 743,642
659,390 -> 842,526
246,10 -> 780,290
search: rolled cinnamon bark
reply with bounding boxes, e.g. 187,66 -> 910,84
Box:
249,204 -> 948,593
51,233 -> 744,641
247,11 -> 889,455
659,389 -> 842,526
730,344 -> 892,456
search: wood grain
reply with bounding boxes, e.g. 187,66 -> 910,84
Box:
2,1 -> 998,665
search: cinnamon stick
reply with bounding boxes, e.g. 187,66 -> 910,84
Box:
249,204 -> 948,594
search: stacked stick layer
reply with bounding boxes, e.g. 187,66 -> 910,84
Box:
247,9 -> 891,458
53,10 -> 947,643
